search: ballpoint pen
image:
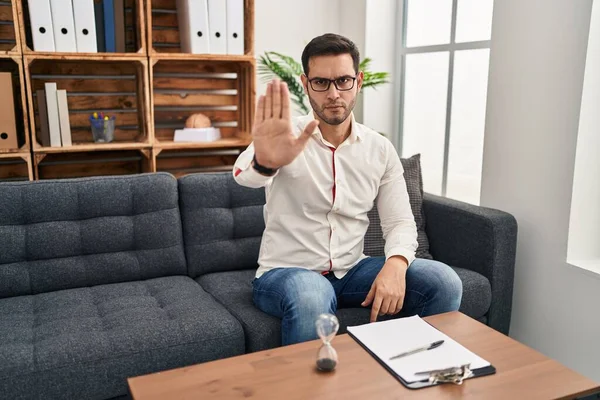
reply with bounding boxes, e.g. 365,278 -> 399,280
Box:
388,340 -> 445,361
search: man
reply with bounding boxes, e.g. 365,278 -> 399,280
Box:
233,33 -> 462,346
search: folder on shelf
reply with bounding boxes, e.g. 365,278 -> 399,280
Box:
56,90 -> 72,147
226,0 -> 244,55
28,0 -> 56,51
44,82 -> 62,147
176,0 -> 210,54
113,0 -> 125,52
94,0 -> 106,51
0,72 -> 18,150
347,315 -> 496,389
207,0 -> 227,54
73,0 -> 98,53
103,0 -> 116,52
173,127 -> 221,142
50,0 -> 78,52
36,90 -> 52,147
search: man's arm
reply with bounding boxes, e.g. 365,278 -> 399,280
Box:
232,142 -> 278,188
376,140 -> 418,265
362,140 -> 418,322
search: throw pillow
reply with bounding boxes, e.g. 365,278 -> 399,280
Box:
364,153 -> 433,260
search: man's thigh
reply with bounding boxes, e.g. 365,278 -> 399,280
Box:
252,267 -> 336,317
332,257 -> 386,308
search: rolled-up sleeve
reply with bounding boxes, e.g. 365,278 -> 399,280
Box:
232,142 -> 278,188
376,140 -> 418,266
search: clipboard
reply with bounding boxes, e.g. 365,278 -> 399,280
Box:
348,330 -> 496,389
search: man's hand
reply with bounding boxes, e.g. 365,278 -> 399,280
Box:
361,256 -> 408,323
252,79 -> 319,169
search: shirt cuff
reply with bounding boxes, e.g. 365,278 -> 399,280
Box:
385,247 -> 416,267
233,158 -> 278,187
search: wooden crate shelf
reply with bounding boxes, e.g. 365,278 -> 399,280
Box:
0,1 -> 21,54
24,55 -> 152,152
17,0 -> 146,57
0,55 -> 29,153
34,148 -> 152,179
150,57 -> 254,150
0,151 -> 33,181
154,147 -> 241,177
147,0 -> 254,56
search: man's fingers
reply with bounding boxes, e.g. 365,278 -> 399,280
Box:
380,296 -> 393,316
362,284 -> 375,307
281,82 -> 291,121
254,95 -> 265,126
264,82 -> 273,119
295,120 -> 319,148
272,79 -> 281,119
370,293 -> 383,323
394,297 -> 404,314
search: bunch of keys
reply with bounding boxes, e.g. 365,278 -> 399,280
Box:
414,363 -> 474,385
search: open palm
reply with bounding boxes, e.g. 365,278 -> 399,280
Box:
252,79 -> 319,169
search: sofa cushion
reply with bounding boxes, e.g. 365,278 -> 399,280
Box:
364,154 -> 433,260
0,173 -> 187,298
197,266 -> 491,353
0,276 -> 244,400
178,173 -> 266,277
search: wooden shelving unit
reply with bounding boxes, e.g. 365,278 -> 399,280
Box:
0,0 -> 255,180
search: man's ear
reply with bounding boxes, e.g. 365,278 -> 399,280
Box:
301,74 -> 309,95
357,70 -> 365,92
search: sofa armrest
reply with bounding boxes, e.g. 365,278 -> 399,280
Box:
422,193 -> 518,335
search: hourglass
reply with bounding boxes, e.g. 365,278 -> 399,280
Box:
315,313 -> 339,372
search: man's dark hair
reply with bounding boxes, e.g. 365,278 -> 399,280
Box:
301,33 -> 360,76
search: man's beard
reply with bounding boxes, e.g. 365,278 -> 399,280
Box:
308,95 -> 356,126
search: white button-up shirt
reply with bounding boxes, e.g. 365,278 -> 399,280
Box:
233,113 -> 418,279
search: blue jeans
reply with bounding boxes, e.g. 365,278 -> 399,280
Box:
252,257 -> 463,346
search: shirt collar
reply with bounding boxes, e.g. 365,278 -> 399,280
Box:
301,111 -> 363,145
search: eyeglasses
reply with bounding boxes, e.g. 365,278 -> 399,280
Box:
307,75 -> 357,92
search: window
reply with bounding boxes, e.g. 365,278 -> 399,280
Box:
397,0 -> 494,204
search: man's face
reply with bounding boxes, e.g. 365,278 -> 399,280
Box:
301,54 -> 364,126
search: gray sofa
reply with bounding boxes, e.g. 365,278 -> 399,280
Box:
0,172 -> 517,400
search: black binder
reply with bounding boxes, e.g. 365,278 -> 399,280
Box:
348,331 -> 497,389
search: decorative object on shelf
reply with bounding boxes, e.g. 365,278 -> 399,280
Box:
184,112 -> 211,128
258,52 -> 390,115
174,127 -> 221,142
89,112 -> 115,143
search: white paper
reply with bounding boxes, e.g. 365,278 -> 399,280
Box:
173,127 -> 221,142
347,315 -> 490,383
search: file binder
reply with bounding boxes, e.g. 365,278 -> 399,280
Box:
36,90 -> 52,147
176,0 -> 210,53
347,316 -> 496,389
0,73 -> 18,150
56,90 -> 72,146
49,0 -> 78,52
207,0 -> 227,54
44,82 -> 62,147
28,0 -> 56,51
73,0 -> 98,52
226,0 -> 244,55
103,0 -> 116,52
114,0 -> 125,52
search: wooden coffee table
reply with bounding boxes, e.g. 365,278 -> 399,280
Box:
128,312 -> 599,399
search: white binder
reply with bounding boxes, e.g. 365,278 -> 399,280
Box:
49,0 -> 78,52
44,83 -> 62,147
28,0 -> 56,51
56,90 -> 72,146
72,0 -> 98,53
226,0 -> 244,55
207,0 -> 227,54
176,0 -> 210,53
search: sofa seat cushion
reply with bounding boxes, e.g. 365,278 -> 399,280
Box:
198,266 -> 491,353
0,276 -> 244,400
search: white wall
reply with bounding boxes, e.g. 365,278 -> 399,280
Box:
568,0 -> 600,268
481,0 -> 599,382
254,0 -> 342,116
